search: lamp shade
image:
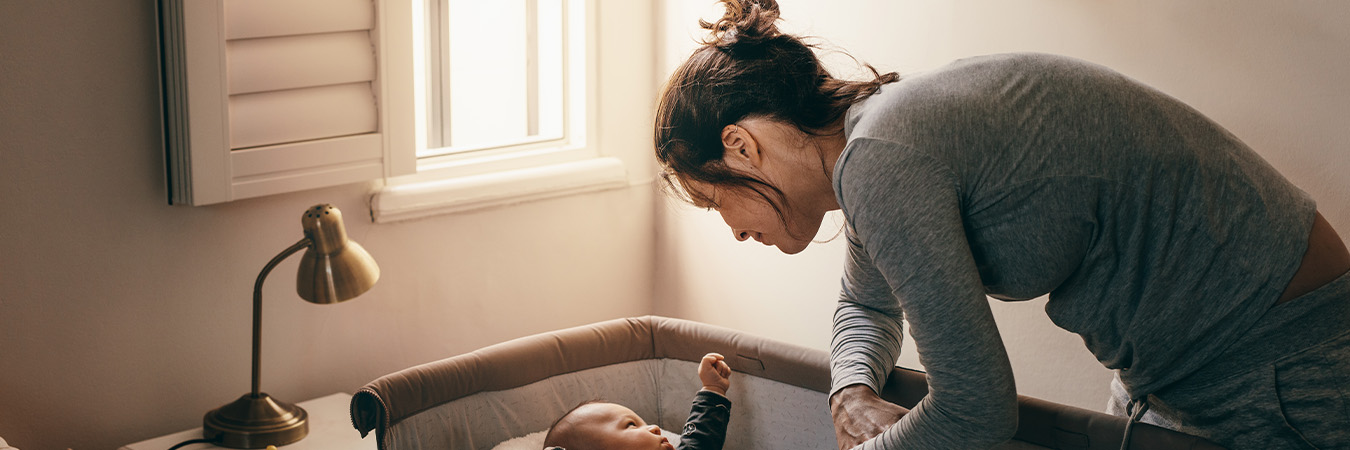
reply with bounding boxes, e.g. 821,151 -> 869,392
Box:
296,204 -> 379,304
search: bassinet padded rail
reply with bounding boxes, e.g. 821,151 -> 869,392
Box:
350,315 -> 1222,450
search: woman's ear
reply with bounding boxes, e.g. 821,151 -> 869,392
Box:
721,124 -> 762,169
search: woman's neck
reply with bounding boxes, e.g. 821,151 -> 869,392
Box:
810,123 -> 848,211
814,128 -> 848,180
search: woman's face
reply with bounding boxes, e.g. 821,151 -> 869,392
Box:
680,118 -> 842,255
690,180 -> 823,255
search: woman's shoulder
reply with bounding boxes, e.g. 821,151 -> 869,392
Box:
845,52 -> 1130,141
865,52 -> 1117,101
943,52 -> 1113,75
831,136 -> 956,214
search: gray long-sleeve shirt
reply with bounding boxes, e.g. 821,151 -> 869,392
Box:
829,53 -> 1314,449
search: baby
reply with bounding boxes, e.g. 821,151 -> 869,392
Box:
542,353 -> 733,450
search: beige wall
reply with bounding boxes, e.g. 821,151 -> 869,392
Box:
0,2 -> 655,449
655,0 -> 1350,412
4,1 -> 1349,448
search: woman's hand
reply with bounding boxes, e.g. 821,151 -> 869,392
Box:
698,352 -> 732,395
830,384 -> 909,450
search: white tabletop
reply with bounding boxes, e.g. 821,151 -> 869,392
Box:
119,393 -> 375,450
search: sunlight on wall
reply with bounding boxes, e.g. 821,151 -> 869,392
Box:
654,0 -> 1350,412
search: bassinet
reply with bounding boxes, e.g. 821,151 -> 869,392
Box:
350,315 -> 1221,450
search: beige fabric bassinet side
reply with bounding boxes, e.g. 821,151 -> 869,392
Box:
351,315 -> 1223,450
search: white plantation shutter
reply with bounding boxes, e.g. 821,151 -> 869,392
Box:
159,0 -> 413,205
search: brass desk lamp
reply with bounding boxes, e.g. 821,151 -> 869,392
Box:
203,204 -> 379,448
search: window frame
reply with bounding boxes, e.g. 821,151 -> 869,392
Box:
370,0 -> 651,224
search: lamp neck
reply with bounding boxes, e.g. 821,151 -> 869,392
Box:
251,237 -> 312,397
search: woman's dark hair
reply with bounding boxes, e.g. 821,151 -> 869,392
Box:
654,0 -> 898,219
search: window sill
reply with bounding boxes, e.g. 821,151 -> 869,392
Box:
369,157 -> 628,223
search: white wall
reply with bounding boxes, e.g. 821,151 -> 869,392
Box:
655,0 -> 1350,412
0,2 -> 656,449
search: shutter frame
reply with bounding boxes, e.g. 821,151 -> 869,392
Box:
158,0 -> 414,206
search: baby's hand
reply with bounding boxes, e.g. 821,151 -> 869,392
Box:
698,352 -> 732,396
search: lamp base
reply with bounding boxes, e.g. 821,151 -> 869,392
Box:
203,393 -> 309,449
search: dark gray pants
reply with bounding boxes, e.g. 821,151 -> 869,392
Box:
1107,271 -> 1350,450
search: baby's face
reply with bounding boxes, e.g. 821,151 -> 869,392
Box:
568,403 -> 674,450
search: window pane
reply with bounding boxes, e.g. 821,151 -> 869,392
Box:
427,0 -> 566,154
535,0 -> 564,140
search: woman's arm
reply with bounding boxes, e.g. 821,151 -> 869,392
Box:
831,282 -> 909,449
831,232 -> 906,399
830,221 -> 910,449
832,139 -> 1019,449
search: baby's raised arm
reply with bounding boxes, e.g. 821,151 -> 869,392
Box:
698,353 -> 732,396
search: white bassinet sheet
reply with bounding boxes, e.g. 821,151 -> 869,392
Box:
489,429 -> 683,450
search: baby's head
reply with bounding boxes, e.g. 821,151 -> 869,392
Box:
542,401 -> 674,450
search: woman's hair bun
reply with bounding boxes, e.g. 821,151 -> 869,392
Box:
699,0 -> 782,49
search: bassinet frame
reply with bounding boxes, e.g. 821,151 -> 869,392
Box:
350,315 -> 1221,450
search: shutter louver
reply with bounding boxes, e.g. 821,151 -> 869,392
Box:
158,0 -> 413,205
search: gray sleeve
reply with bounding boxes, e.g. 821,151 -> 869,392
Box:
831,225 -> 905,397
834,139 -> 1019,449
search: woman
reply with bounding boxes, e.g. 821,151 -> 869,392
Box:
653,1 -> 1350,449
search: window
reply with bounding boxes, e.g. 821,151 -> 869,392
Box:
422,0 -> 567,154
409,0 -> 595,172
160,0 -> 652,213
370,0 -> 648,223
